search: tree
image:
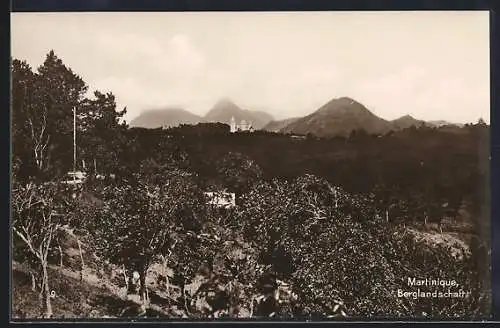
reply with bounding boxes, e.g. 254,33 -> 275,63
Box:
78,90 -> 128,174
79,169 -> 207,310
12,182 -> 74,317
476,118 -> 486,126
11,59 -> 45,180
11,51 -> 89,178
216,152 -> 263,195
234,175 -> 416,317
34,50 -> 88,175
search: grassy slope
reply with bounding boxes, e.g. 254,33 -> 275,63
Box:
12,226 -> 187,319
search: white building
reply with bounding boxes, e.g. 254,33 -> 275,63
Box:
230,116 -> 254,133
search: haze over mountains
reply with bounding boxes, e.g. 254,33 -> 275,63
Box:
130,98 -> 274,130
130,96 -> 466,136
204,98 -> 274,129
130,108 -> 202,129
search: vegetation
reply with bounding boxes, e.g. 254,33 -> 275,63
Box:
11,51 -> 491,320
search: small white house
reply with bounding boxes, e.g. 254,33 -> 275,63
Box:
62,171 -> 87,185
204,191 -> 236,208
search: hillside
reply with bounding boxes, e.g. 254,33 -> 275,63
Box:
391,115 -> 427,130
11,173 -> 490,319
262,117 -> 300,132
11,226 -> 186,319
280,97 -> 392,137
204,98 -> 274,129
130,108 -> 201,129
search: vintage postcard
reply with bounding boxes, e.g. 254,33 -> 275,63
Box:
10,11 -> 492,320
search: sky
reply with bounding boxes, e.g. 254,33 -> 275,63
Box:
11,11 -> 490,124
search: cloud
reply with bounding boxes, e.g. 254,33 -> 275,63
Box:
89,76 -> 164,111
165,34 -> 205,71
84,33 -> 209,120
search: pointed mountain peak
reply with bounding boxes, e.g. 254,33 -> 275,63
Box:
204,99 -> 273,129
204,98 -> 244,123
394,114 -> 417,121
336,96 -> 359,104
213,97 -> 239,109
279,96 -> 391,137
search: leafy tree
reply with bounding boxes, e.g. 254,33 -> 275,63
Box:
11,51 -> 88,178
78,168 -> 207,309
34,50 -> 88,175
78,91 -> 128,174
234,174 -> 485,318
11,59 -> 49,179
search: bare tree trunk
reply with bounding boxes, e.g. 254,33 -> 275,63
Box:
77,239 -> 85,281
249,296 -> 256,318
30,271 -> 36,292
122,264 -> 128,291
127,271 -> 134,294
166,275 -> 170,298
42,262 -> 53,318
181,283 -> 191,317
139,270 -> 147,302
37,263 -> 46,315
58,243 -> 63,268
138,268 -> 150,316
228,281 -> 234,316
334,188 -> 338,208
161,255 -> 170,298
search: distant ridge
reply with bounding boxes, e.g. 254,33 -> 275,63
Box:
427,120 -> 465,128
129,108 -> 201,129
203,98 -> 274,129
130,99 -> 275,129
262,117 -> 300,132
391,115 -> 427,130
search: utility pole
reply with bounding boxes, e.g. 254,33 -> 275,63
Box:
73,106 -> 76,184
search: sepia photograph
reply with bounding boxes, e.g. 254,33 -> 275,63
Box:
10,11 -> 492,320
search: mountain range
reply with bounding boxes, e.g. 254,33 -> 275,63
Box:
204,98 -> 274,129
129,97 -> 464,137
130,98 -> 274,130
129,108 -> 201,129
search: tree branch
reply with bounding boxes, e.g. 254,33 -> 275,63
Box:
13,226 -> 40,258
